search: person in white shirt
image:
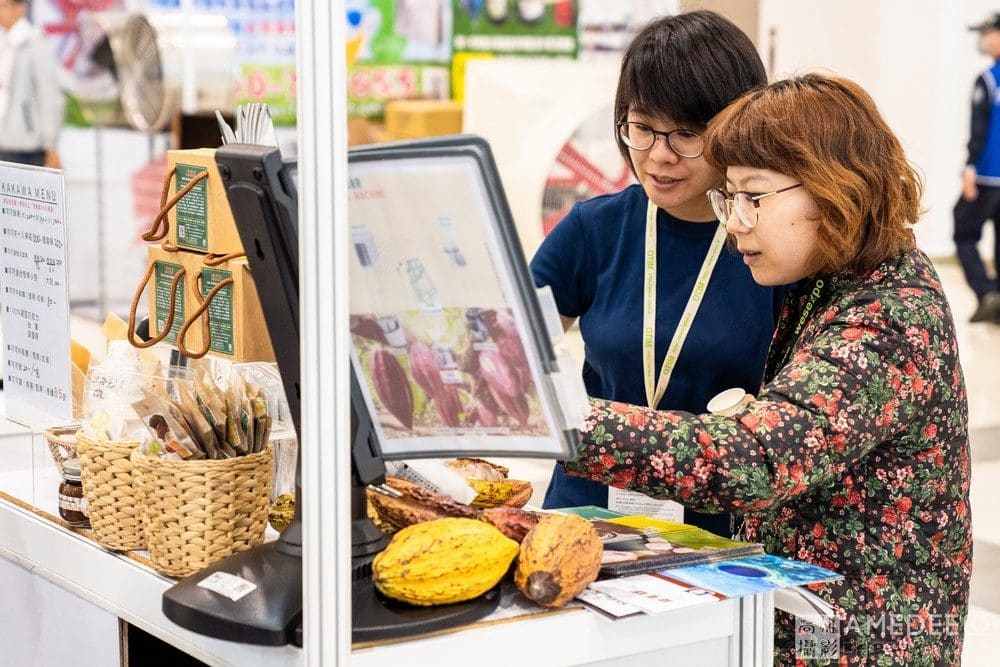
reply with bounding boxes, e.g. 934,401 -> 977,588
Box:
0,0 -> 63,168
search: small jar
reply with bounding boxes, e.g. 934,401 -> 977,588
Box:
58,459 -> 90,528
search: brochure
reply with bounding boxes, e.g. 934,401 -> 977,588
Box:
556,505 -> 627,520
665,553 -> 843,599
589,515 -> 764,576
587,572 -> 724,615
574,588 -> 644,621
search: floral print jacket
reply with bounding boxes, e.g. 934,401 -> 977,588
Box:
564,249 -> 971,666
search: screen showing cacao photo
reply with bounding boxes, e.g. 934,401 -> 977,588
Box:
347,138 -> 577,459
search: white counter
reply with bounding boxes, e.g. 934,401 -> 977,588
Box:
0,418 -> 773,666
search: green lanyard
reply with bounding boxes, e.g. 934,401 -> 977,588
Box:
793,278 -> 825,336
775,278 -> 826,372
642,200 -> 728,409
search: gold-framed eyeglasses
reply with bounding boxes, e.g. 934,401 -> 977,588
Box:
707,184 -> 803,229
616,121 -> 704,158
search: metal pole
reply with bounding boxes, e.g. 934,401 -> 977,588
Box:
297,0 -> 350,663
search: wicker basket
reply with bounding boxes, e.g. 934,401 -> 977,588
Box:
133,446 -> 273,577
76,433 -> 145,551
43,427 -> 79,473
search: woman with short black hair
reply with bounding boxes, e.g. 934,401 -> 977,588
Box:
531,11 -> 784,537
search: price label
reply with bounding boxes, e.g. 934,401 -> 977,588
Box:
197,572 -> 258,602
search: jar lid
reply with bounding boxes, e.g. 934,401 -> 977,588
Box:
62,459 -> 82,481
706,388 -> 748,416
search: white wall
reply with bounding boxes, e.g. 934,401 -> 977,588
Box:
760,0 -> 998,258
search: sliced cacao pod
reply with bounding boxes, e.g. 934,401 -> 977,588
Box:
446,457 -> 509,480
370,348 -> 413,429
467,478 -> 532,508
366,488 -> 455,531
384,477 -> 480,520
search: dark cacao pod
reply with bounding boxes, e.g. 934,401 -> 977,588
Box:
370,348 -> 414,429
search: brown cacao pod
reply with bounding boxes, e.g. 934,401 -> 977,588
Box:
370,348 -> 413,429
385,477 -> 480,519
482,506 -> 540,542
514,514 -> 603,608
366,488 -> 453,531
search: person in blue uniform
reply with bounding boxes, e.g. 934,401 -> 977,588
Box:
955,12 -> 1000,322
530,11 -> 785,537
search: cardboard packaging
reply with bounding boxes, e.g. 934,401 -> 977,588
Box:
142,246 -> 275,362
144,245 -> 195,349
165,148 -> 244,256
383,99 -> 463,140
184,253 -> 276,363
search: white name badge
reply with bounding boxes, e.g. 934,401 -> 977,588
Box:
608,487 -> 684,523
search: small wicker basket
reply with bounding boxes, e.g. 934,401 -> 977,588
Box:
133,446 -> 273,577
76,433 -> 145,551
43,427 -> 79,474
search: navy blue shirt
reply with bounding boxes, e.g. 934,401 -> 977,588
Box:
530,185 -> 785,535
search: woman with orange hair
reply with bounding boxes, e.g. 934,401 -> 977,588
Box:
564,74 -> 971,665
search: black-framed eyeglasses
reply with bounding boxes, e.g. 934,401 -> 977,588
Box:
616,121 -> 704,158
707,184 -> 803,229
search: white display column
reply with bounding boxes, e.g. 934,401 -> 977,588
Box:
296,1 -> 352,665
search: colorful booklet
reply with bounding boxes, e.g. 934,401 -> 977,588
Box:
665,553 -> 843,599
584,514 -> 764,577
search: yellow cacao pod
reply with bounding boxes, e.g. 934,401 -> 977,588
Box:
467,478 -> 532,508
372,517 -> 518,606
514,514 -> 603,608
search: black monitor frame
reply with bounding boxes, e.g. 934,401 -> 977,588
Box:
347,135 -> 579,460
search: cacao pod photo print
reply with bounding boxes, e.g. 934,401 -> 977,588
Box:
350,306 -> 547,438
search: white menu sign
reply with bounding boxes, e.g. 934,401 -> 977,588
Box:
0,161 -> 72,424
